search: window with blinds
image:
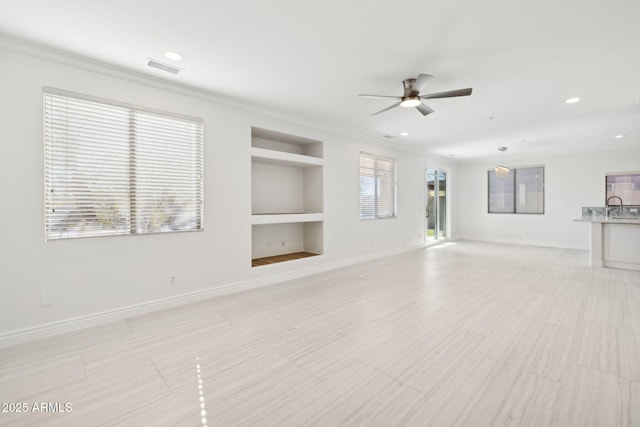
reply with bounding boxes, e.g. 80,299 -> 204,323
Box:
44,89 -> 204,240
359,152 -> 397,220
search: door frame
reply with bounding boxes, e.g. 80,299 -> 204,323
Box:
425,167 -> 448,245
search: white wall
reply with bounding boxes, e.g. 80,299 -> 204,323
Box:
457,148 -> 640,249
251,163 -> 305,214
0,39 -> 454,338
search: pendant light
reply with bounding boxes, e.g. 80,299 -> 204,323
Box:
495,147 -> 509,177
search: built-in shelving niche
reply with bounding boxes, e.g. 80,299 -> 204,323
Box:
251,127 -> 323,267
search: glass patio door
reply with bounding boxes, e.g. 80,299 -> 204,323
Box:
426,168 -> 447,243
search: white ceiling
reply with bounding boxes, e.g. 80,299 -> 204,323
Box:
1,0 -> 639,161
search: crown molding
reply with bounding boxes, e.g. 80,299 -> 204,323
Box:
0,33 -> 426,155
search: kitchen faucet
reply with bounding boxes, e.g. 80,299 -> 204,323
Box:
606,196 -> 623,217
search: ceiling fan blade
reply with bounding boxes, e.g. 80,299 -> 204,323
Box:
421,88 -> 473,99
416,103 -> 434,116
371,102 -> 401,116
359,94 -> 402,99
413,74 -> 434,92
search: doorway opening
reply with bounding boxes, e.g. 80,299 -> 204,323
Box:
426,168 -> 447,244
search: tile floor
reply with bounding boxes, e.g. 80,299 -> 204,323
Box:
1,241 -> 639,426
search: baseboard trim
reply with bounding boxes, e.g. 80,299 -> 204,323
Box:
455,235 -> 586,250
604,259 -> 640,271
0,244 -> 423,348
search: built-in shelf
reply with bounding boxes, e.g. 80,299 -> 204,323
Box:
251,127 -> 324,266
252,251 -> 320,267
252,127 -> 323,158
251,213 -> 324,225
251,147 -> 323,168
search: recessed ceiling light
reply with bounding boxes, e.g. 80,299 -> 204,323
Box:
614,134 -> 625,139
164,51 -> 182,61
400,132 -> 409,136
565,97 -> 580,104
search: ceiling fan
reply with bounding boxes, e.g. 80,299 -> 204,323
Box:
359,74 -> 472,116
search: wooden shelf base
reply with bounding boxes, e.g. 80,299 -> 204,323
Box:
252,251 -> 319,267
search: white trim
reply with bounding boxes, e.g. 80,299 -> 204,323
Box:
0,34 -> 402,153
0,244 -> 424,348
604,260 -> 640,271
455,235 -> 587,250
0,34 -> 445,159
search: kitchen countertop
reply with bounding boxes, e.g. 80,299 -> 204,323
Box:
574,216 -> 640,224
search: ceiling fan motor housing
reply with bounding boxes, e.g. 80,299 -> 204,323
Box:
402,78 -> 420,97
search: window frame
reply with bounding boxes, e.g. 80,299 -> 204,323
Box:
487,165 -> 545,214
359,152 -> 397,220
44,88 -> 204,240
606,171 -> 640,207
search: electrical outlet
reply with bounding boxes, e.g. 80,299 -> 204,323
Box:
281,241 -> 285,247
41,292 -> 53,307
170,275 -> 176,286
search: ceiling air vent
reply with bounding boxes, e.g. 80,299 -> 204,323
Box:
147,59 -> 182,75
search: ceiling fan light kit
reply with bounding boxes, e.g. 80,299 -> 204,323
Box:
400,97 -> 422,108
359,73 -> 472,116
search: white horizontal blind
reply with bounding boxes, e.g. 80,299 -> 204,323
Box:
44,90 -> 203,239
360,152 -> 397,220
